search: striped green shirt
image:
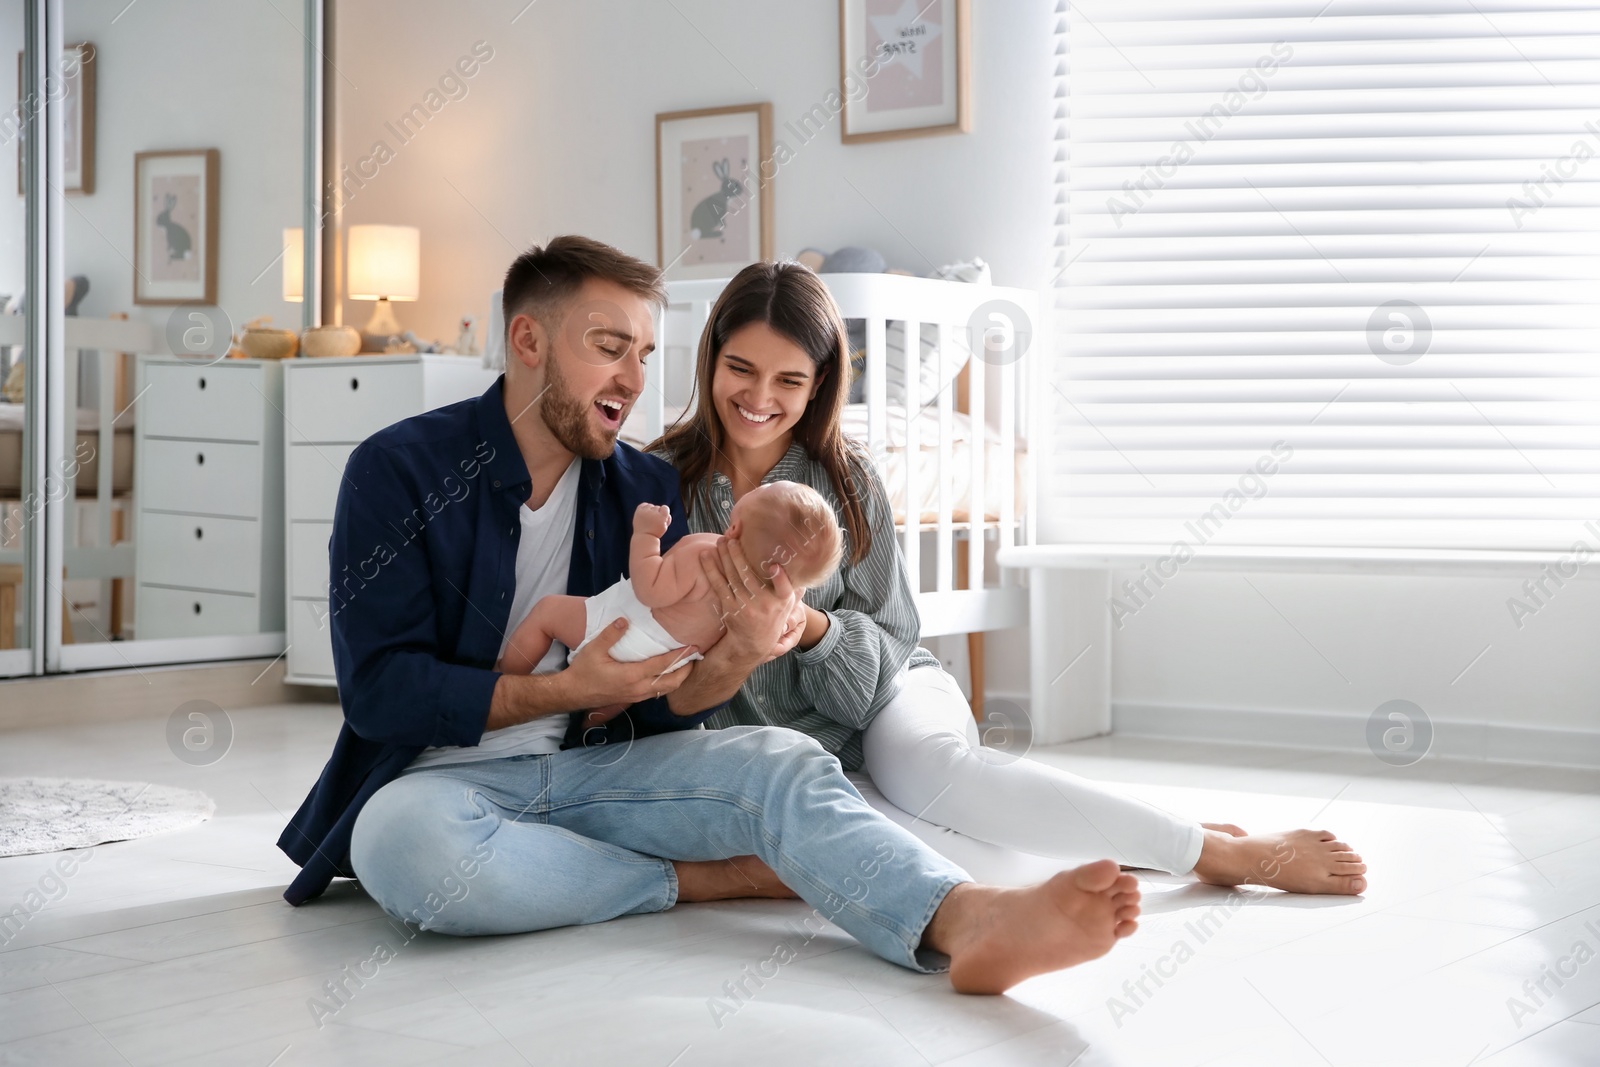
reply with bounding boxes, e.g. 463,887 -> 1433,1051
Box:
654,441 -> 941,770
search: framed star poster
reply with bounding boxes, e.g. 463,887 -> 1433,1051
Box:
839,0 -> 970,143
655,103 -> 773,281
133,148 -> 219,306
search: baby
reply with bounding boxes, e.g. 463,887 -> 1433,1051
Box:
497,480 -> 845,677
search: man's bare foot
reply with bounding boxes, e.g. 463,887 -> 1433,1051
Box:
1192,828 -> 1367,895
922,859 -> 1141,995
673,855 -> 799,902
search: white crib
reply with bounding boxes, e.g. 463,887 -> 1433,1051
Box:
642,273 -> 1040,716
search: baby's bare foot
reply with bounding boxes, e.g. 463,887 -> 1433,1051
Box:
1193,828 -> 1367,895
928,859 -> 1142,995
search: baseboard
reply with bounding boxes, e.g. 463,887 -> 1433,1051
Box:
0,658 -> 330,733
1114,701 -> 1600,770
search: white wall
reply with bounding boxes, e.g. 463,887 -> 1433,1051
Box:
1110,569 -> 1600,736
331,0 -> 1055,343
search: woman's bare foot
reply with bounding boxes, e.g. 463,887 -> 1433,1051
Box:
1203,822 -> 1247,837
1192,828 -> 1367,895
673,855 -> 799,902
922,859 -> 1142,995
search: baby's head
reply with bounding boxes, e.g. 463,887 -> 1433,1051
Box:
727,481 -> 844,590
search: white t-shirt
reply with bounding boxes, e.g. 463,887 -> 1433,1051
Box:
405,457 -> 582,771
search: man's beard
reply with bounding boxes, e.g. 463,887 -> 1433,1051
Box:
540,354 -> 616,461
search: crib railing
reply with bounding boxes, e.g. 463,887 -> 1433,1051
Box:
0,315 -> 152,646
654,273 -> 1038,639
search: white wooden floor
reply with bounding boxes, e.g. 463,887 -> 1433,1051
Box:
1,703 -> 1597,1066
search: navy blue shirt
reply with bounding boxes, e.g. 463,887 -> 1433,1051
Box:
276,374 -> 722,905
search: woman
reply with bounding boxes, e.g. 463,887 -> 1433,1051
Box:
650,261 -> 1367,895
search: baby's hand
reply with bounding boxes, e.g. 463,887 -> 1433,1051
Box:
633,502 -> 671,537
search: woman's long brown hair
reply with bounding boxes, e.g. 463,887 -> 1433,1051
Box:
648,260 -> 874,564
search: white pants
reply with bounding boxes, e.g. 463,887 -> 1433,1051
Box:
852,666 -> 1205,887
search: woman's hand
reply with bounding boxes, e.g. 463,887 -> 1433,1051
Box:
795,603 -> 831,651
764,595 -> 807,663
702,535 -> 796,664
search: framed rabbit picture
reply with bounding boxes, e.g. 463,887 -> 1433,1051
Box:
133,148 -> 218,306
656,103 -> 773,280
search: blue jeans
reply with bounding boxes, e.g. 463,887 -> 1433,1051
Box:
348,725 -> 971,972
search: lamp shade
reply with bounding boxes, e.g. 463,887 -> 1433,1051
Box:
282,227 -> 303,302
347,224 -> 420,301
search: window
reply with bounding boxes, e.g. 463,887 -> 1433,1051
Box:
1049,1 -> 1600,550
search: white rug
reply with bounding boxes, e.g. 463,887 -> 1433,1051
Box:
0,777 -> 216,858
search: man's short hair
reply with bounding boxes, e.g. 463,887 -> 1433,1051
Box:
500,235 -> 667,344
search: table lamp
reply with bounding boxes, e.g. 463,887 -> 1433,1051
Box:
347,224 -> 419,351
282,227 -> 304,302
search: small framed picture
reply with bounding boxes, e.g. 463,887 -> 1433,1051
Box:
133,148 -> 218,306
839,0 -> 970,143
16,42 -> 97,195
656,103 -> 773,280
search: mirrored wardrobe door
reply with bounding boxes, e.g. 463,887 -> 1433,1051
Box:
48,0 -> 312,672
0,0 -> 34,676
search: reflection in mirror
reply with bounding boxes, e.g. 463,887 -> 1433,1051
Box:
0,0 -> 28,667
43,0 -> 307,650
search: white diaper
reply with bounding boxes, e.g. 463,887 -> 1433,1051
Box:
568,577 -> 705,670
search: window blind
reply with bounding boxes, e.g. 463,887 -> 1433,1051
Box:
1048,0 -> 1600,550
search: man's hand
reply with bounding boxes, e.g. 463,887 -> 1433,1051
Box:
486,621 -> 693,733
633,502 -> 672,538
564,618 -> 695,709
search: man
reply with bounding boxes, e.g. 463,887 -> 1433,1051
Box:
277,235 -> 1140,994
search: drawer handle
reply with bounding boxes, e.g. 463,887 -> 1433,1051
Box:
350,377 -> 360,391
193,602 -> 202,615
196,452 -> 205,466
194,527 -> 203,540
198,377 -> 207,390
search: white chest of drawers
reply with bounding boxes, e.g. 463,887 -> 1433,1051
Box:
133,356 -> 285,640
282,354 -> 500,686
